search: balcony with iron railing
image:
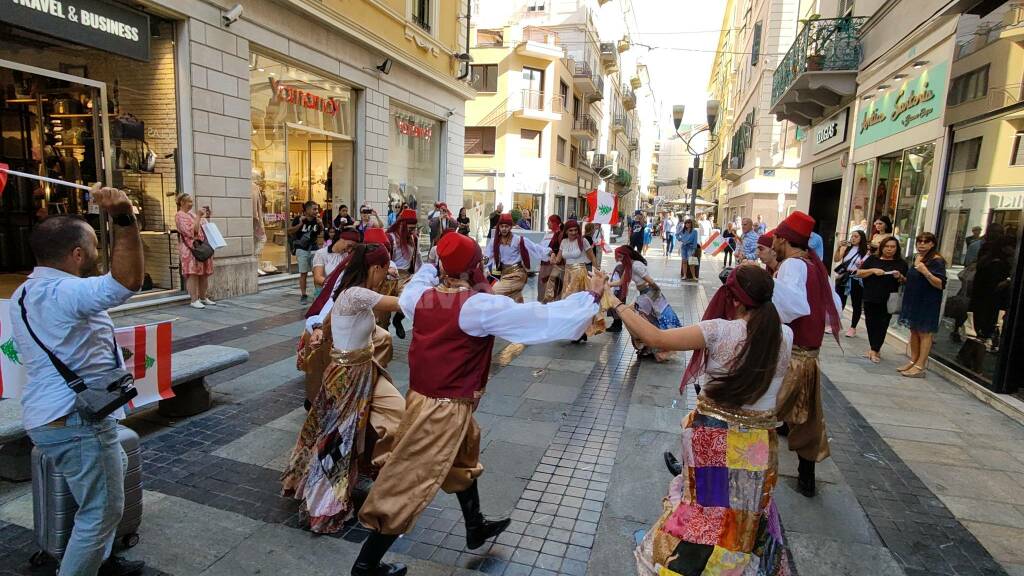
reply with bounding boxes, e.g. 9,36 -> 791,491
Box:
591,153 -> 608,171
571,61 -> 601,98
512,89 -> 563,122
600,42 -> 618,72
628,137 -> 638,150
517,26 -> 564,60
622,85 -> 636,110
572,114 -> 599,138
770,16 -> 867,126
955,4 -> 1024,60
577,148 -> 595,171
612,113 -> 627,133
589,74 -> 605,102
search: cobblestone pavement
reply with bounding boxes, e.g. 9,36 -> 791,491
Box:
1,242 -> 1022,576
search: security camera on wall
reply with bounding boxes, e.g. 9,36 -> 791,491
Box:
222,4 -> 243,27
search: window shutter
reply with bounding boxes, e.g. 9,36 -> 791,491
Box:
751,22 -> 762,66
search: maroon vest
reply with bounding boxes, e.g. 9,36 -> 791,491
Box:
409,289 -> 495,399
789,257 -> 826,349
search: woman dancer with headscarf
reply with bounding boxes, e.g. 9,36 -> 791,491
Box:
377,208 -> 421,338
608,245 -> 682,361
539,214 -> 563,303
550,219 -> 607,341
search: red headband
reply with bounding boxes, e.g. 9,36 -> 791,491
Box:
339,228 -> 361,243
364,244 -> 391,268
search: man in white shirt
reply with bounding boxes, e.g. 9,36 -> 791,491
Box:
483,213 -> 549,302
11,188 -> 146,576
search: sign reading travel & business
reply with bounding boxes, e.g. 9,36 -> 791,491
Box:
855,61 -> 948,148
2,0 -> 151,61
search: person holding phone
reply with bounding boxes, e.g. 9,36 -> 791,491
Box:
856,236 -> 908,363
176,193 -> 215,308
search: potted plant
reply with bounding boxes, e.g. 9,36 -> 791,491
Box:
801,14 -> 826,71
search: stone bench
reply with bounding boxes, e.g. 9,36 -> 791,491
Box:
0,344 -> 248,481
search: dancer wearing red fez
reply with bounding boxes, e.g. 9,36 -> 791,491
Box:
538,214 -> 564,303
484,213 -> 550,303
770,211 -> 843,497
550,219 -> 605,341
282,242 -> 406,534
757,230 -> 780,275
379,208 -> 421,339
352,233 -> 608,576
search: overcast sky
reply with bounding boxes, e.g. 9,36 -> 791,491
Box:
627,0 -> 728,137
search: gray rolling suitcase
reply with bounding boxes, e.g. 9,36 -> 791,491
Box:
29,424 -> 142,567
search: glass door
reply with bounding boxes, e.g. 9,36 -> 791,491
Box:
894,144 -> 935,258
523,67 -> 545,110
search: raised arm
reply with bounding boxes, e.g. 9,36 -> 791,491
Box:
521,235 -> 552,263
609,294 -> 705,351
459,291 -> 600,344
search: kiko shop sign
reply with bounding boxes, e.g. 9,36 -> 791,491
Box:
3,0 -> 150,61
811,107 -> 849,155
855,60 -> 948,149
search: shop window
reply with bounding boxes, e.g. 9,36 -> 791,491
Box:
469,65 -> 498,92
951,137 -> 982,171
557,137 -> 567,164
476,29 -> 504,47
412,0 -> 431,33
389,107 -> 440,229
521,129 -> 542,158
465,127 -> 495,155
1012,132 -> 1024,166
948,65 -> 989,106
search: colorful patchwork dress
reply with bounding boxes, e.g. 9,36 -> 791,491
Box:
636,319 -> 794,576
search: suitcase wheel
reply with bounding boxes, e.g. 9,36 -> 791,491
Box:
29,551 -> 49,567
121,533 -> 140,548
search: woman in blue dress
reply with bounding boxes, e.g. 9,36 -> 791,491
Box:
676,219 -> 699,281
609,246 -> 682,361
898,232 -> 947,378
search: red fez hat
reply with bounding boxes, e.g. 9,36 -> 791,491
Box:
757,229 -> 774,249
398,208 -> 418,223
362,228 -> 388,245
775,211 -> 814,248
498,213 -> 514,226
437,232 -> 479,275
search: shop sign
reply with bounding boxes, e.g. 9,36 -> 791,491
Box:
269,79 -> 340,116
812,108 -> 849,154
855,61 -> 948,149
2,0 -> 150,61
395,117 -> 433,140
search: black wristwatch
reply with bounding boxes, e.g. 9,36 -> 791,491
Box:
112,212 -> 137,227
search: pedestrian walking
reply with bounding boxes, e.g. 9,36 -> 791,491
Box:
379,208 -> 421,339
756,213 -> 767,235
897,232 -> 947,378
676,219 -> 698,281
288,201 -> 323,302
538,215 -> 563,303
608,245 -> 681,361
771,211 -> 843,498
12,187 -> 147,576
856,236 -> 908,364
283,243 -> 406,534
175,193 -> 216,308
721,222 -> 736,267
613,266 -> 793,576
629,211 -> 646,252
484,213 -> 549,303
833,230 -> 869,338
351,233 -> 608,576
663,213 -> 676,256
642,220 -> 653,255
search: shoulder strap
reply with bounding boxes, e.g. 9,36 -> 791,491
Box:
17,288 -> 87,393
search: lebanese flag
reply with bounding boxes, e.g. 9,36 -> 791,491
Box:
702,230 -> 728,256
587,189 -> 619,225
115,322 -> 175,409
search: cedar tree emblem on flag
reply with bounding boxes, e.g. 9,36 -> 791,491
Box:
1,337 -> 19,365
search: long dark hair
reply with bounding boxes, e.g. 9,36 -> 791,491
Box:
875,215 -> 893,234
915,231 -> 942,262
683,219 -> 694,231
701,266 -> 784,408
846,230 -> 868,258
333,243 -> 385,299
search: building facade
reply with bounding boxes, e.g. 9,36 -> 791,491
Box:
1,0 -> 473,299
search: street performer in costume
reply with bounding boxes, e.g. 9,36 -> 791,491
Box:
770,211 -> 842,497
550,219 -> 607,341
538,214 -> 563,303
282,242 -> 406,534
608,245 -> 682,361
484,213 -> 550,302
379,208 -> 421,339
350,233 -> 608,576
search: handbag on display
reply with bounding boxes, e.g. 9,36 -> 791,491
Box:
112,114 -> 145,141
887,289 -> 903,315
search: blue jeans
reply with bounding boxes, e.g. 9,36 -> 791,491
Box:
665,235 -> 675,254
27,414 -> 126,576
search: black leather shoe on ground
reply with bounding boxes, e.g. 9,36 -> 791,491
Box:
392,313 -> 406,340
351,532 -> 407,576
457,480 -> 511,550
797,457 -> 816,498
663,451 -> 682,476
98,556 -> 145,576
606,318 -> 623,332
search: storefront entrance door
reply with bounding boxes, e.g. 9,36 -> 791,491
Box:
809,178 -> 842,269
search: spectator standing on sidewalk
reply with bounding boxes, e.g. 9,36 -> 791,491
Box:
833,230 -> 870,338
721,222 -> 736,267
676,219 -> 698,281
897,232 -> 947,378
629,211 -> 646,252
856,236 -> 908,364
737,217 -> 760,263
175,193 -> 216,309
12,187 -> 146,576
288,201 -> 323,302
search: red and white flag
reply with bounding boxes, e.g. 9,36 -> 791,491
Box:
586,189 -> 620,225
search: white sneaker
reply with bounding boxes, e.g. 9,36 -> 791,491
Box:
201,298 -> 217,306
190,300 -> 206,309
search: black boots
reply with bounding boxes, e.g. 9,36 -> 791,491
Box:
456,480 -> 511,550
392,312 -> 406,340
351,532 -> 407,576
607,317 -> 623,333
797,457 -> 816,498
663,451 -> 682,476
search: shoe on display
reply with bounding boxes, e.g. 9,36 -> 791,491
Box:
190,300 -> 206,309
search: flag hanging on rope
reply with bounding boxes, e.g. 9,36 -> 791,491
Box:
586,189 -> 620,225
0,300 -> 174,408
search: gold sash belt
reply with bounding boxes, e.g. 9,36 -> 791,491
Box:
330,346 -> 374,366
566,263 -> 589,272
696,396 -> 779,430
792,347 -> 820,358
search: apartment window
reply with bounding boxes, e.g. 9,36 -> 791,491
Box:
1012,133 -> 1024,166
838,0 -> 854,16
476,29 -> 503,47
949,66 -> 989,106
750,22 -> 762,66
951,137 -> 982,171
521,129 -> 542,158
526,0 -> 545,11
411,0 -> 431,32
557,137 -> 567,164
573,96 -> 581,120
570,145 -> 578,168
560,81 -> 569,112
469,64 -> 498,92
465,127 -> 496,155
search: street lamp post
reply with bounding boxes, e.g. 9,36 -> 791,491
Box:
672,101 -> 720,222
